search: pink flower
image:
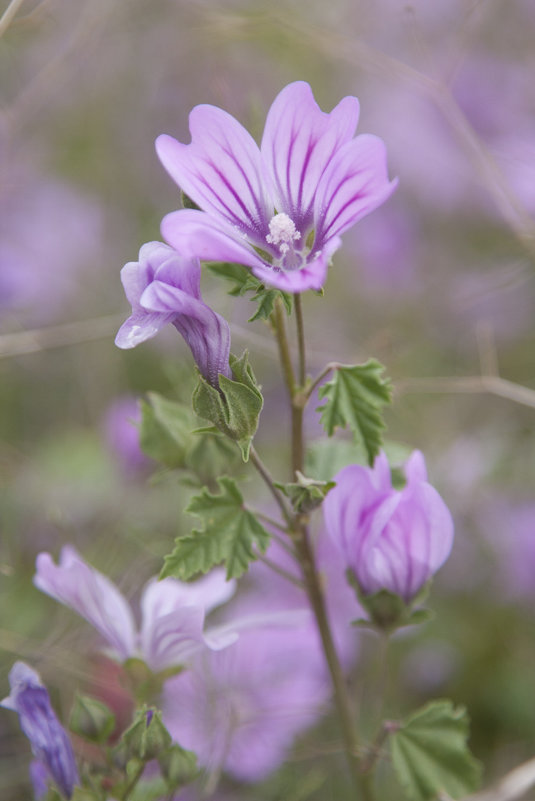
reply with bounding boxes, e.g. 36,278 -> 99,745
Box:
115,241 -> 231,387
324,451 -> 454,602
34,547 -> 236,672
156,81 -> 396,293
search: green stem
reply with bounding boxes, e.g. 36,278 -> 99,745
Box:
294,518 -> 368,795
270,295 -> 372,798
271,297 -> 303,476
295,293 -> 306,388
249,445 -> 292,525
120,760 -> 146,800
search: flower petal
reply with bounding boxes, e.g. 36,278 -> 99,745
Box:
140,279 -> 232,383
161,209 -> 267,272
3,663 -> 79,799
261,81 -> 360,231
34,547 -> 136,661
115,310 -> 174,349
156,105 -> 271,240
314,134 -> 398,244
251,237 -> 340,293
140,572 -> 236,671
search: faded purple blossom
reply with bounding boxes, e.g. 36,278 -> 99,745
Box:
155,81 -> 396,293
34,546 -> 237,672
1,662 -> 79,799
163,623 -> 330,783
102,395 -> 150,475
115,241 -> 231,387
324,451 -> 454,602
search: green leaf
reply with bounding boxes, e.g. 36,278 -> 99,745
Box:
139,393 -> 193,468
390,700 -> 482,801
192,351 -> 263,461
206,262 -> 253,296
275,471 -> 336,514
316,360 -> 392,465
161,476 -> 270,580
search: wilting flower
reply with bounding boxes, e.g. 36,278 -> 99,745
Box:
324,451 -> 454,602
1,662 -> 79,799
34,546 -> 237,672
163,623 -> 330,782
115,241 -> 231,387
156,81 -> 396,293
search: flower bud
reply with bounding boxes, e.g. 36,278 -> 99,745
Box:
324,451 -> 454,604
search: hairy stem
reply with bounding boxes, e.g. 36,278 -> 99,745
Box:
270,294 -> 372,798
294,518 -> 367,795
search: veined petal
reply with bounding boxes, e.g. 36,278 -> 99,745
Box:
314,134 -> 398,244
141,605 -> 207,673
261,81 -> 360,230
2,663 -> 79,799
140,279 -> 232,383
156,105 -> 271,239
251,238 -> 339,293
34,547 -> 136,661
161,209 -> 267,272
140,572 -> 236,671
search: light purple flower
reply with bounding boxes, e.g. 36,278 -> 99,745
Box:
102,395 -> 150,476
1,662 -> 79,799
163,623 -> 330,783
324,451 -> 454,602
34,546 -> 237,672
155,81 -> 397,293
115,241 -> 231,387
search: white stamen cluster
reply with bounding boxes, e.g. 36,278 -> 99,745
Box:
265,213 -> 301,256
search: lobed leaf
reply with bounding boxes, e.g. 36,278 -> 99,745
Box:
161,476 -> 270,580
390,700 -> 482,801
316,360 -> 392,465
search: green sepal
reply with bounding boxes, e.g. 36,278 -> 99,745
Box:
390,700 -> 482,801
159,744 -> 199,790
347,572 -> 433,634
275,471 -> 336,514
121,707 -> 172,762
316,360 -> 392,465
192,351 -> 263,461
69,693 -> 115,744
206,262 -> 292,320
161,476 -> 271,580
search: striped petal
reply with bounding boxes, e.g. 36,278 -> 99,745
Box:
261,81 -> 360,231
156,105 -> 271,241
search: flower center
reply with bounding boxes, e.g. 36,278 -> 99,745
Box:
265,213 -> 301,259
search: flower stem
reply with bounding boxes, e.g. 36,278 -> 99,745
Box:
270,295 -> 371,799
270,297 -> 303,476
294,517 -> 366,794
295,293 -> 306,388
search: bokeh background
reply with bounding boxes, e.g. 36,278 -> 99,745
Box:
1,0 -> 535,798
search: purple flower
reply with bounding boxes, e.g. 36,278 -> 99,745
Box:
34,547 -> 237,672
1,662 -> 79,799
115,241 -> 231,387
155,81 -> 397,293
324,451 -> 454,602
163,623 -> 330,783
